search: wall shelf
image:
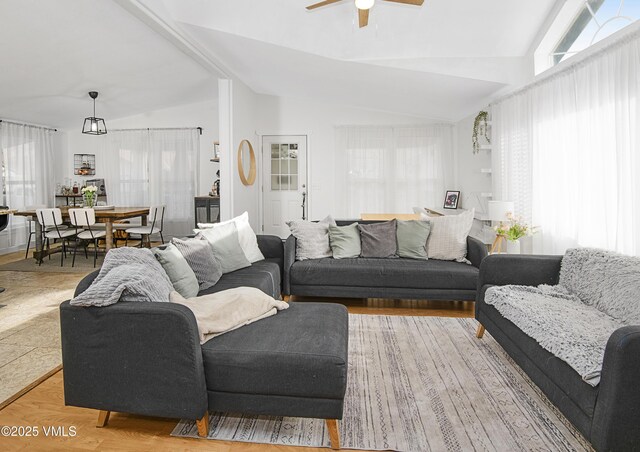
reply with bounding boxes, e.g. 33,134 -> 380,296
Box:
480,168 -> 492,174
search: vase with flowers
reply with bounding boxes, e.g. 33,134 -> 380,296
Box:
493,212 -> 536,254
82,185 -> 98,208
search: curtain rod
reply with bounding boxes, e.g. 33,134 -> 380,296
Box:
0,119 -> 58,132
110,127 -> 203,135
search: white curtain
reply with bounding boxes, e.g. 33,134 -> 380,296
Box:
0,121 -> 55,248
100,129 -> 199,238
336,125 -> 453,217
493,29 -> 640,256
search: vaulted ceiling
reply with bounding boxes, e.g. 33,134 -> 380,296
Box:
0,0 -> 560,127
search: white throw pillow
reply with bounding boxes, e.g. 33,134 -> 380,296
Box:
287,216 -> 336,260
422,209 -> 475,263
195,212 -> 264,263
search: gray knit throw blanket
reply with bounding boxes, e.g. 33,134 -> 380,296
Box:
70,247 -> 173,307
485,248 -> 640,386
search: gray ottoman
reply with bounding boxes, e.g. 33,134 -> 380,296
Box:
201,302 -> 349,449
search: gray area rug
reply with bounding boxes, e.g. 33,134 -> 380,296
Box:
0,255 -> 103,273
172,315 -> 591,451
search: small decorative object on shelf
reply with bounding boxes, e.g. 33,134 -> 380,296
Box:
81,185 -> 98,207
492,212 -> 537,254
472,110 -> 491,154
443,190 -> 460,209
74,154 -> 96,175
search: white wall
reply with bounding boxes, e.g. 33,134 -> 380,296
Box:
255,95 -> 440,221
453,112 -> 493,215
59,99 -> 219,197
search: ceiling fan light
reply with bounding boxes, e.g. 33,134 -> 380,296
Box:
355,0 -> 375,10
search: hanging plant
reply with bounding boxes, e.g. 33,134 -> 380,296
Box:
472,110 -> 491,154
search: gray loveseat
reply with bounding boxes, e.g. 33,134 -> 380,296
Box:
284,219 -> 488,301
59,235 -> 349,449
476,254 -> 640,452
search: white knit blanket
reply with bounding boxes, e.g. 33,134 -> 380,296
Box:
485,247 -> 640,387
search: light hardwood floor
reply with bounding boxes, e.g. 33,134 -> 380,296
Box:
0,248 -> 474,451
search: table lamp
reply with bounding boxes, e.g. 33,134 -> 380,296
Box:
488,200 -> 514,254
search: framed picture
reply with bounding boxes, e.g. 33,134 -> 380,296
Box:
443,190 -> 460,209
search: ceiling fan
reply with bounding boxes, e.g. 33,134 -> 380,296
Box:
306,0 -> 424,28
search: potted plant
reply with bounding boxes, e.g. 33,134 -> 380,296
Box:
472,110 -> 490,154
493,212 -> 536,254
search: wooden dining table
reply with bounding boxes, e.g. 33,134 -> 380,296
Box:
15,207 -> 150,261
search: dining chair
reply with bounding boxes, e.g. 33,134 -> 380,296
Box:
25,204 -> 68,259
125,205 -> 165,247
35,208 -> 77,266
69,208 -> 106,268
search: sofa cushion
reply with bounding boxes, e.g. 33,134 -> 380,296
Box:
198,260 -> 281,299
201,302 -> 348,399
290,257 -> 479,290
328,223 -> 361,259
358,220 -> 397,258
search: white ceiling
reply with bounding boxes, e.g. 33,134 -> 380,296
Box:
0,0 -> 220,128
160,0 -> 558,121
0,0 -> 559,126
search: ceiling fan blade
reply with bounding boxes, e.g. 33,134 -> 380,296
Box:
306,0 -> 343,10
358,8 -> 369,28
382,0 -> 424,5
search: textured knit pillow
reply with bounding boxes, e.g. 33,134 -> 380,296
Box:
422,209 -> 474,263
196,222 -> 251,274
328,223 -> 361,259
171,237 -> 222,291
153,243 -> 199,298
195,211 -> 265,263
396,220 -> 431,260
287,215 -> 336,260
358,220 -> 398,258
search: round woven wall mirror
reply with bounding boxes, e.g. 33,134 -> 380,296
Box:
237,139 -> 256,186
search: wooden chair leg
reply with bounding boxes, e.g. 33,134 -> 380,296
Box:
196,412 -> 209,438
326,419 -> 340,450
282,294 -> 291,302
96,410 -> 110,428
476,324 -> 485,339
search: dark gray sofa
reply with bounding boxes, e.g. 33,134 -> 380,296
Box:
476,254 -> 640,452
59,235 -> 348,449
284,219 -> 488,301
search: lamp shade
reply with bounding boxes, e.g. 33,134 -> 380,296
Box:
488,200 -> 514,221
82,91 -> 107,135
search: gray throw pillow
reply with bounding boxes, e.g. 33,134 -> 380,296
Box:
287,215 -> 336,260
171,237 -> 222,291
358,220 -> 398,258
396,220 -> 431,260
153,243 -> 200,298
329,223 -> 361,259
196,221 -> 251,274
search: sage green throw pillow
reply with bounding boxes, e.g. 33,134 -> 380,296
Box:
196,221 -> 251,274
329,223 -> 361,259
153,243 -> 200,298
396,220 -> 431,260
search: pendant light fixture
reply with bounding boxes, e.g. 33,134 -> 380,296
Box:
82,91 -> 107,135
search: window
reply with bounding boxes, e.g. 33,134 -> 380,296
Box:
549,1 -> 639,67
336,126 -> 453,218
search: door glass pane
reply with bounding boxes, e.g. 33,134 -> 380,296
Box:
271,175 -> 280,191
290,175 -> 298,190
280,175 -> 289,189
290,159 -> 298,175
280,144 -> 289,158
271,159 -> 280,175
271,144 -> 280,158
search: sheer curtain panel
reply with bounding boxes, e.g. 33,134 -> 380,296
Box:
99,129 -> 199,238
0,121 -> 55,249
336,125 -> 453,218
493,28 -> 640,255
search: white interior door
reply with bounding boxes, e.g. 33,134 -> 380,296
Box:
262,135 -> 307,237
